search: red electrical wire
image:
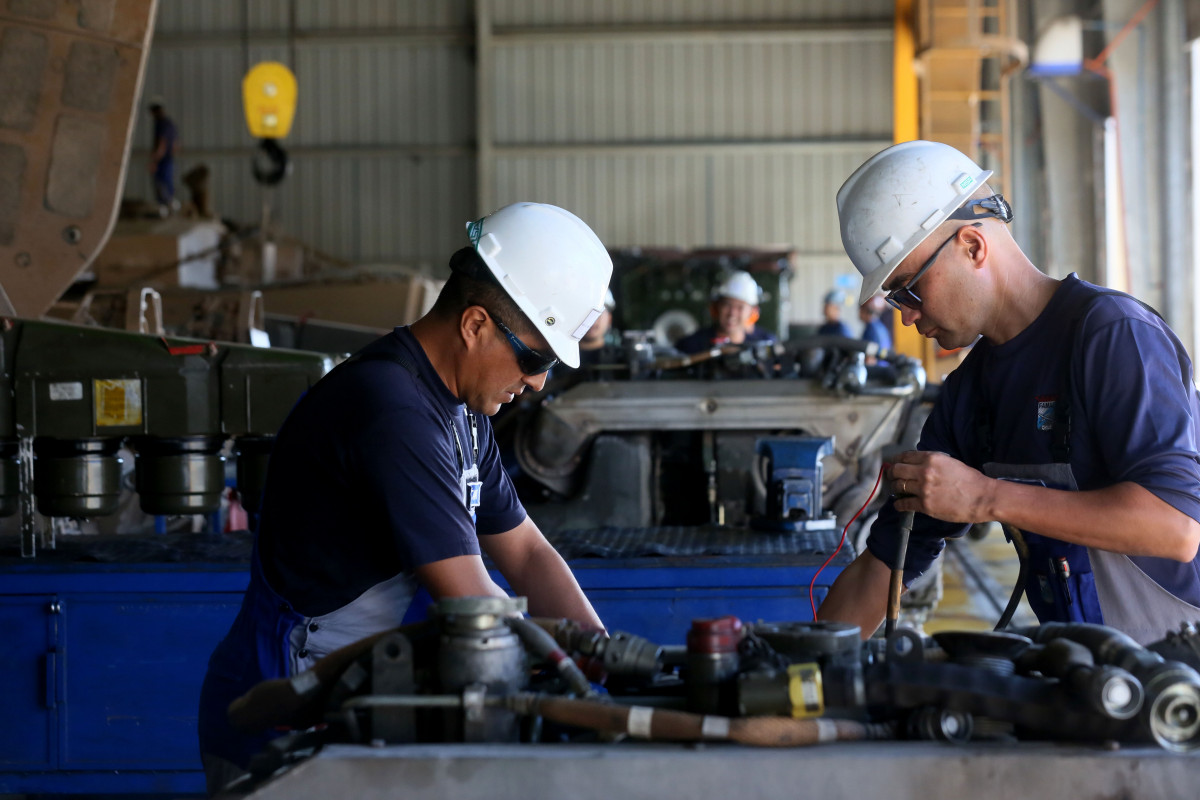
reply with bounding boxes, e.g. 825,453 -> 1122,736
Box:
809,462 -> 887,620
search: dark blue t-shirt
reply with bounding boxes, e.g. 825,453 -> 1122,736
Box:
868,274 -> 1200,605
861,318 -> 892,352
817,320 -> 855,338
674,324 -> 777,354
257,327 -> 527,616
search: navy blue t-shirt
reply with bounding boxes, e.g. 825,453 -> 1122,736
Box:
861,318 -> 892,352
817,320 -> 855,338
674,324 -> 777,354
868,274 -> 1200,605
257,327 -> 527,616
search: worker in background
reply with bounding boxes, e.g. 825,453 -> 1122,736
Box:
674,270 -> 777,354
148,97 -> 178,215
818,140 -> 1200,644
579,288 -> 620,360
858,293 -> 892,365
817,288 -> 855,337
198,203 -> 610,793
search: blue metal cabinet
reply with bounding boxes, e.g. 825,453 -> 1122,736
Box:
0,566 -> 247,796
0,595 -> 57,769
58,592 -> 245,769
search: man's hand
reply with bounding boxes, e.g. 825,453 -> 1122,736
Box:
887,450 -> 997,524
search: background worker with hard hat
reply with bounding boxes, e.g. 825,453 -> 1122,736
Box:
818,140 -> 1200,645
198,202 -> 610,791
817,288 -> 855,337
674,269 -> 777,354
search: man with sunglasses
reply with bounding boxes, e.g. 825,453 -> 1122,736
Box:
199,203 -> 611,790
818,140 -> 1200,645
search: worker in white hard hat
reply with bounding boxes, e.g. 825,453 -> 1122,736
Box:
198,202 -> 610,790
818,140 -> 1200,644
674,270 -> 777,354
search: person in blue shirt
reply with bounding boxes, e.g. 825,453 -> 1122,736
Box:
197,203 -> 612,792
817,289 -> 855,338
858,295 -> 892,351
858,294 -> 892,365
148,98 -> 178,213
820,141 -> 1200,645
674,270 -> 777,354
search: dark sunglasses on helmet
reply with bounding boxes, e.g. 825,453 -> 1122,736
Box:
947,193 -> 1014,224
492,316 -> 559,376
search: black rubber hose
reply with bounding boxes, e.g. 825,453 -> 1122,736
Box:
506,616 -> 595,697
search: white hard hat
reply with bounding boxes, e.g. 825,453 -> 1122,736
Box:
837,140 -> 992,306
714,270 -> 762,306
466,202 -> 613,369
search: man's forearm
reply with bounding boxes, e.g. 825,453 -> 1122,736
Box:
817,550 -> 892,640
509,543 -> 604,630
985,481 -> 1200,562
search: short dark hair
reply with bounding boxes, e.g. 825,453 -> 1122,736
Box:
430,247 -> 534,334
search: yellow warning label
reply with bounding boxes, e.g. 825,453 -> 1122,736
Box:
94,379 -> 143,427
787,662 -> 825,719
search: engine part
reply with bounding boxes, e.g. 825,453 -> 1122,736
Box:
1015,639 -> 1143,720
131,435 -> 227,515
752,621 -> 861,667
1019,622 -> 1200,752
737,662 -> 824,718
933,631 -> 1032,675
686,616 -> 744,714
904,705 -> 973,743
32,437 -> 122,517
433,596 -> 529,742
545,619 -> 663,681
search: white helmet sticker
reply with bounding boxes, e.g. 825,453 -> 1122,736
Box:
571,308 -> 602,340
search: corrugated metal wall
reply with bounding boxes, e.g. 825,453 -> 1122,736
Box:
130,0 -> 893,324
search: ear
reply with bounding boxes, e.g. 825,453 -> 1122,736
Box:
962,225 -> 988,268
747,308 -> 760,327
459,305 -> 490,353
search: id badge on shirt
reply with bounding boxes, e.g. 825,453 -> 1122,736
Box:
467,479 -> 482,522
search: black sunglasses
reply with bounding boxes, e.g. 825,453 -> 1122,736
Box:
884,223 -> 983,311
492,316 -> 558,376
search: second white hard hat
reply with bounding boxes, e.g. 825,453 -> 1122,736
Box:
714,270 -> 763,306
837,140 -> 991,306
466,202 -> 613,369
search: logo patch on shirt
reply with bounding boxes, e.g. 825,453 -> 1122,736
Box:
1036,395 -> 1058,431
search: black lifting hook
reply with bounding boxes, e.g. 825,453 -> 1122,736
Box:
252,137 -> 292,186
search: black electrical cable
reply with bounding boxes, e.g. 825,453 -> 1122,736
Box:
994,523 -> 1029,631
